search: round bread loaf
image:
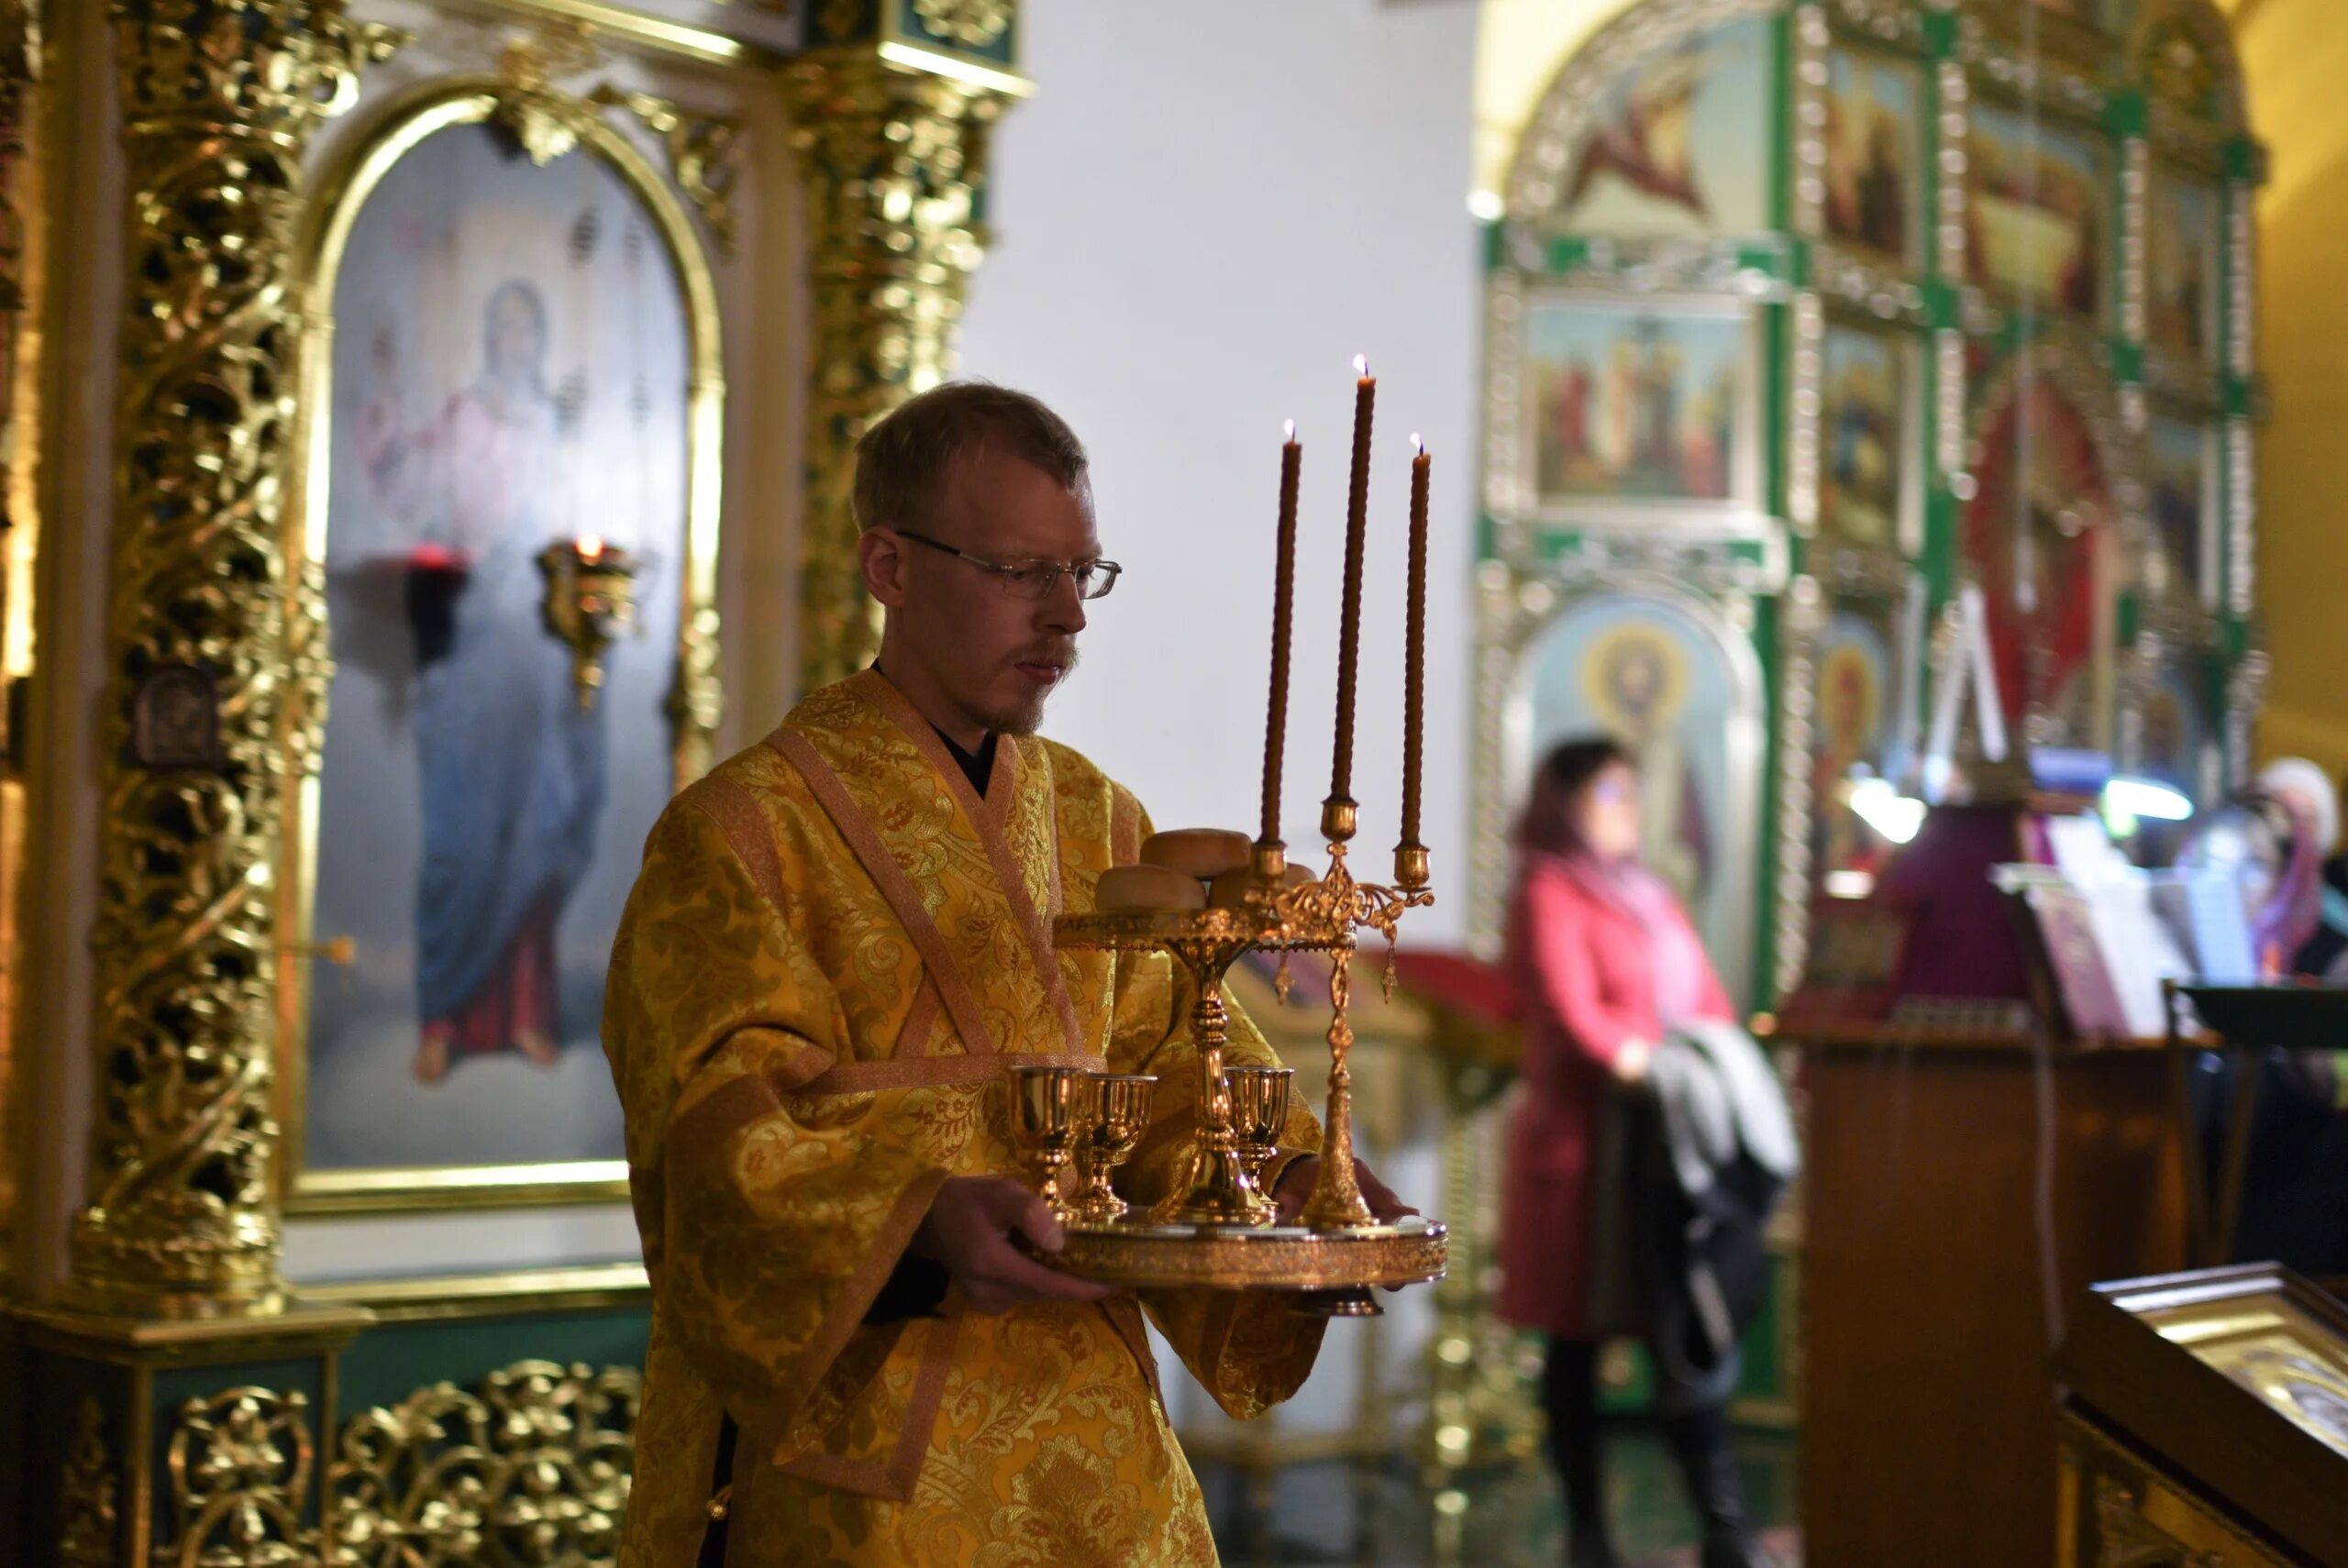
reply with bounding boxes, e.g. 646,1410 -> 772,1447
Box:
1095,864 -> 1210,911
1206,861 -> 1320,909
1138,828 -> 1255,880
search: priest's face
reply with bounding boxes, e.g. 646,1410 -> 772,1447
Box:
881,445 -> 1096,738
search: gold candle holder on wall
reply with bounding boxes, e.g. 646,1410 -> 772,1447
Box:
537,536 -> 637,708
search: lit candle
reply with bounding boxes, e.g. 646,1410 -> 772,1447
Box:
1330,357 -> 1374,817
1401,435 -> 1430,852
1261,420 -> 1302,849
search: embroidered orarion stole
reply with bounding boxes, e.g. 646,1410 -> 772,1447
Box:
604,670 -> 1325,1567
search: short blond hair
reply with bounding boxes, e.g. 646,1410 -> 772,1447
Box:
852,381 -> 1090,536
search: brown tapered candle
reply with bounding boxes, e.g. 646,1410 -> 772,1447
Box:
1330,358 -> 1375,816
1401,435 -> 1430,851
1260,420 -> 1302,848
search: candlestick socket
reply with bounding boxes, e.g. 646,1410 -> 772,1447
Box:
537,538 -> 638,711
1251,842 -> 1289,880
1320,798 -> 1359,843
1394,844 -> 1431,891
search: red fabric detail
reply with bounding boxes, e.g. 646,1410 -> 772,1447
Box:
1387,950 -> 1518,1027
423,900 -> 559,1056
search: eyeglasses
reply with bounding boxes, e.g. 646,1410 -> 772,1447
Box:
892,528 -> 1122,602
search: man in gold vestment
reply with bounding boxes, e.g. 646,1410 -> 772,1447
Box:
605,383 -> 1409,1565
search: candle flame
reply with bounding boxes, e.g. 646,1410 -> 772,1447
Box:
1412,433 -> 1424,455
1353,354 -> 1369,378
578,535 -> 605,562
1284,418 -> 1297,441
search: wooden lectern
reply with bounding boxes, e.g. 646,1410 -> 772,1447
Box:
1781,796 -> 2190,1568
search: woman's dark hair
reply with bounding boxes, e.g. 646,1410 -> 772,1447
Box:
1516,734 -> 1634,856
1540,736 -> 1632,801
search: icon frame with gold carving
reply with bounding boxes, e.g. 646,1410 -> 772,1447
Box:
272,81 -> 725,1216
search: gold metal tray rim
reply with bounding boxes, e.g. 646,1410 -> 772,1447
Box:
1051,907 -> 1357,954
1045,1218 -> 1449,1290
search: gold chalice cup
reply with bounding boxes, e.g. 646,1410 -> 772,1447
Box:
1224,1066 -> 1294,1215
1071,1073 -> 1157,1226
1006,1065 -> 1089,1222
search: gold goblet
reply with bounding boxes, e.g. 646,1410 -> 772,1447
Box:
1070,1073 -> 1157,1226
1006,1065 -> 1089,1222
1224,1065 -> 1294,1220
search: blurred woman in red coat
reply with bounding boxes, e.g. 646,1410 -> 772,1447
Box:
1497,737 -> 1769,1568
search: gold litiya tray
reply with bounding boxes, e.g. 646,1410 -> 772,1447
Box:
1046,1217 -> 1448,1291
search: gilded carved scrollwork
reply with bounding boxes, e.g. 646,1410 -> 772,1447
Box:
325,1360 -> 639,1568
592,84 -> 744,261
914,0 -> 1014,50
158,1387 -> 316,1568
784,51 -> 1013,688
77,0 -> 393,1313
105,1361 -> 645,1568
59,1397 -> 120,1568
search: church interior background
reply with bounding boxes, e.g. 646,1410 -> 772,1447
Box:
6,0 -> 2348,1563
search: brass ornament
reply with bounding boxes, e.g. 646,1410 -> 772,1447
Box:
326,1360 -> 639,1567
58,1397 -> 119,1568
1005,1063 -> 1086,1221
493,25 -> 606,165
158,1387 -> 315,1567
782,50 -> 1013,688
913,0 -> 1013,49
1069,1071 -> 1155,1226
537,538 -> 639,710
114,1360 -> 640,1568
1222,1065 -> 1290,1202
76,0 -> 392,1315
1041,818 -> 1447,1297
591,84 -> 743,260
1049,1220 -> 1448,1292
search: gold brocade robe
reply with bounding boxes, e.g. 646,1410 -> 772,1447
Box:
604,670 -> 1326,1567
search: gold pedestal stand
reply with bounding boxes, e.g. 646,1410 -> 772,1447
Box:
1036,820 -> 1448,1314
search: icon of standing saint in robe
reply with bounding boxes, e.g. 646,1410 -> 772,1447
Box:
349,278 -> 610,1084
1584,626 -> 1712,911
299,116 -> 692,1187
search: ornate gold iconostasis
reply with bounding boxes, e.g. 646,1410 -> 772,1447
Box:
0,2 -> 1024,1562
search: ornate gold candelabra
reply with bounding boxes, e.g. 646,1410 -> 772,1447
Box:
1013,366 -> 1447,1310
1037,818 -> 1444,1309
537,536 -> 637,708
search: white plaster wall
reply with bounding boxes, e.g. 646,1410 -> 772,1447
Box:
958,0 -> 1484,951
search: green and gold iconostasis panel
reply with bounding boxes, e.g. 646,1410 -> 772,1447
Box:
1474,0 -> 2261,1002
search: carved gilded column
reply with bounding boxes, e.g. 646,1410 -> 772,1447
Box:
72,0 -> 384,1314
784,25 -> 1025,688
